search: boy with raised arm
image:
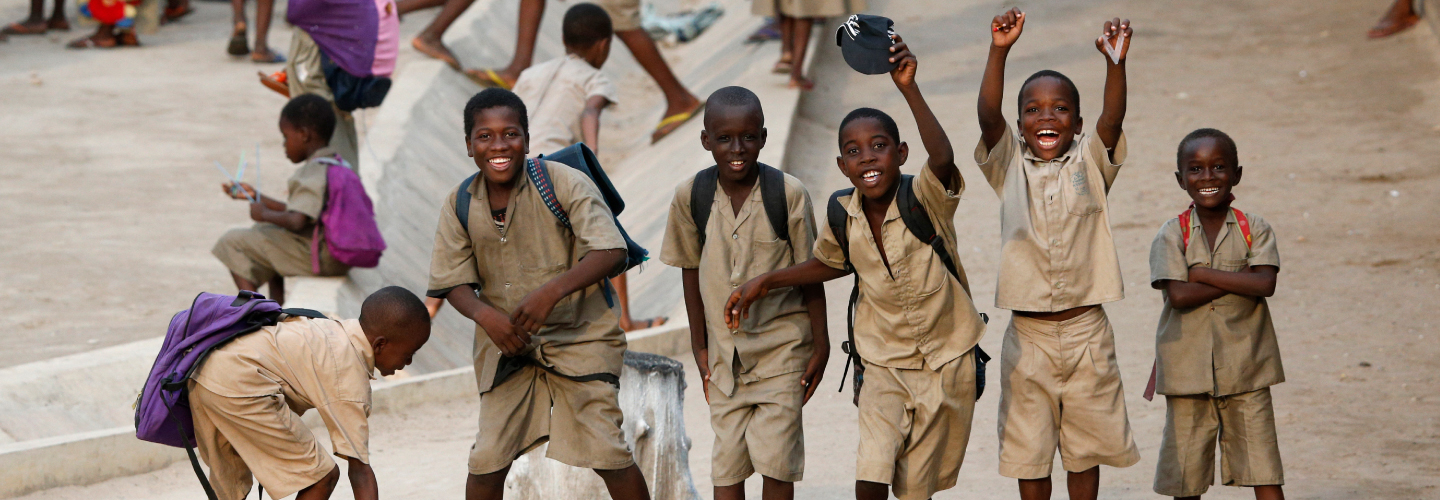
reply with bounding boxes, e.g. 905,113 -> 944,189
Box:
727,37 -> 987,500
974,8 -> 1139,500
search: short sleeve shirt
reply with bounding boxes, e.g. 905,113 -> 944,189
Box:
286,147 -> 336,220
426,162 -> 628,393
512,54 -> 619,156
812,166 -> 987,370
659,171 -> 818,396
974,126 -> 1128,312
192,317 -> 377,463
1149,209 -> 1284,397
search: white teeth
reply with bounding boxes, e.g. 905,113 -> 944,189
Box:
1199,188 -> 1219,195
861,171 -> 880,181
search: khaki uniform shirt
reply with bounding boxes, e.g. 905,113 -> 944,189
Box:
512,54 -> 618,156
427,164 -> 628,394
192,317 -> 377,463
659,172 -> 818,396
287,147 -> 336,221
974,126 -> 1128,312
1149,209 -> 1285,396
813,166 -> 986,370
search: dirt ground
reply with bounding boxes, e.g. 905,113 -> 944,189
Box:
5,0 -> 1440,498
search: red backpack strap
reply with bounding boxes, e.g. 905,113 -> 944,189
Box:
1178,205 -> 1193,251
1232,208 -> 1253,249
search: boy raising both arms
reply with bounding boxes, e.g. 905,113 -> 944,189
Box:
1150,129 -> 1286,500
975,9 -> 1139,500
661,86 -> 827,500
427,88 -> 650,500
728,37 -> 988,500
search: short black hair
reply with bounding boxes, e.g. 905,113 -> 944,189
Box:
1177,128 -> 1239,168
280,94 -> 337,140
838,107 -> 901,149
704,86 -> 764,123
1018,70 -> 1080,114
359,286 -> 431,333
463,88 -> 528,138
563,3 -> 613,49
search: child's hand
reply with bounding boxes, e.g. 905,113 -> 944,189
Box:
248,201 -> 266,222
222,181 -> 257,201
723,277 -> 771,329
888,34 -> 918,89
991,8 -> 1024,48
694,348 -> 711,403
1095,17 -> 1132,63
801,341 -> 829,405
510,285 -> 561,335
477,308 -> 532,356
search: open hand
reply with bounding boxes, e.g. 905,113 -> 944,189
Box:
223,181 -> 256,201
510,285 -> 561,335
723,277 -> 771,329
888,34 -> 918,89
1095,17 -> 1132,63
991,8 -> 1025,48
479,308 -> 532,356
801,342 -> 829,404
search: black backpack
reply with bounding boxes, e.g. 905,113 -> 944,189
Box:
826,174 -> 990,404
689,163 -> 791,250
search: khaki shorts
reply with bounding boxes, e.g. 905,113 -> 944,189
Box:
997,307 -> 1139,479
592,0 -> 640,31
707,371 -> 805,485
468,363 -> 634,475
212,223 -> 349,284
856,352 -> 975,500
189,383 -> 337,500
1155,388 -> 1284,497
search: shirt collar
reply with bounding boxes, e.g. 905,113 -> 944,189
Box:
1020,132 -> 1085,164
342,319 -> 378,380
842,189 -> 902,222
307,147 -> 339,163
467,163 -> 534,202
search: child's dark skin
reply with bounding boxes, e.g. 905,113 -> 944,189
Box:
976,8 -> 1131,500
689,100 -> 829,500
220,117 -> 329,305
1163,138 -> 1282,500
720,35 -> 953,500
441,105 -> 649,500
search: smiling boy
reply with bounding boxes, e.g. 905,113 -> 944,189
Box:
726,37 -> 987,500
974,8 -> 1139,500
1150,129 -> 1285,500
426,88 -> 651,500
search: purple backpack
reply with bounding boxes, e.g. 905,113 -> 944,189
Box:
311,155 -> 386,273
134,291 -> 323,500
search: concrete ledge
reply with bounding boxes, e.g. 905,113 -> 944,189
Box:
0,427 -> 184,498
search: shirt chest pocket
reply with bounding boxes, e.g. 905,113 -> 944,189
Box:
516,263 -> 579,326
1061,162 -> 1103,216
1217,258 -> 1250,273
743,237 -> 792,281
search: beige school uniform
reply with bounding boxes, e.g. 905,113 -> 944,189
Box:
189,316 -> 375,500
593,0 -> 641,31
287,30 -> 360,167
975,125 -> 1139,478
427,164 -> 634,475
512,54 -> 618,156
212,147 -> 350,284
1149,210 -> 1285,496
751,0 -> 866,18
812,166 -> 986,500
659,172 -> 817,485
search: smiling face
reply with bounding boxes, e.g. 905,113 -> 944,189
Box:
701,104 -> 767,183
837,117 -> 908,201
1017,77 -> 1083,161
1176,136 -> 1243,209
372,324 -> 430,377
465,106 -> 530,187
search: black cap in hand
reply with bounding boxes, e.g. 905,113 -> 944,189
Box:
836,14 -> 897,75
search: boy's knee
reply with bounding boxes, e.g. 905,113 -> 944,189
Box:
298,466 -> 341,499
468,467 -> 510,488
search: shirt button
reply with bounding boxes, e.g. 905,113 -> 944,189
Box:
732,234 -> 739,240
500,237 -> 506,243
1051,239 -> 1059,246
505,282 -> 511,288
1055,282 -> 1065,289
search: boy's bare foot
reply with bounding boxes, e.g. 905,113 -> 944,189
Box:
66,31 -> 118,49
462,67 -> 517,89
788,77 -> 815,90
47,17 -> 70,31
411,35 -> 459,69
116,30 -> 140,47
3,20 -> 49,35
619,316 -> 668,332
651,97 -> 704,143
1369,0 -> 1421,38
250,47 -> 285,63
772,53 -> 794,74
227,22 -> 248,56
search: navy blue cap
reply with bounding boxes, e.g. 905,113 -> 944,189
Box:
836,14 -> 896,75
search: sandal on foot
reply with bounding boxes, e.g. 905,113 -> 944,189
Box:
463,68 -> 513,90
66,36 -> 116,49
651,102 -> 704,143
1368,15 -> 1419,38
226,31 -> 249,56
772,59 -> 793,74
250,49 -> 286,63
3,21 -> 48,35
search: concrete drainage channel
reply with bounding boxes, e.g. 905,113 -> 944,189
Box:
0,0 -> 820,495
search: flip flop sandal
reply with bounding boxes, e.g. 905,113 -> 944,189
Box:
651,102 -> 705,144
3,22 -> 48,35
772,60 -> 793,74
1368,16 -> 1419,38
464,68 -> 513,90
251,49 -> 286,63
66,36 -> 115,49
227,31 -> 249,56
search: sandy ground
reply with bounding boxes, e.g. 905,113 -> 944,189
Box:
6,0 -> 1440,498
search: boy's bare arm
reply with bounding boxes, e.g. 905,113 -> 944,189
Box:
446,285 -> 532,356
681,268 -> 711,402
800,283 -> 829,404
1190,265 -> 1277,298
978,8 -> 1024,150
1161,279 -> 1228,309
1094,18 -> 1132,151
347,457 -> 378,500
511,248 -> 627,334
725,258 -> 849,329
580,95 -> 610,154
890,35 -> 958,186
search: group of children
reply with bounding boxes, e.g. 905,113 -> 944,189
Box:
196,4 -> 1288,500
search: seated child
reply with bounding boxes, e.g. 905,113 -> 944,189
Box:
727,38 -> 988,500
189,285 -> 432,500
427,88 -> 651,500
660,86 -> 827,499
974,9 -> 1138,499
1149,128 -> 1285,500
213,93 -> 350,306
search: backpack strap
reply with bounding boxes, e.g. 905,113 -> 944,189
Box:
1178,205 -> 1252,251
757,163 -> 791,244
281,308 -> 328,319
455,173 -> 478,233
895,175 -> 961,286
1233,209 -> 1253,249
826,188 -> 862,397
690,166 -> 719,247
526,157 -> 572,229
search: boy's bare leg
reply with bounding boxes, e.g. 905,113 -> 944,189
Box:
228,0 -> 248,55
469,0 -> 543,85
1369,0 -> 1420,38
425,296 -> 445,318
466,468 -> 510,500
1254,485 -> 1285,500
614,273 -> 665,331
855,480 -> 888,500
774,15 -> 794,71
268,275 -> 285,305
294,466 -> 341,500
715,483 -> 745,500
1018,477 -> 1052,500
410,0 -> 477,68
249,0 -> 279,62
48,0 -> 66,28
594,465 -> 652,500
786,17 -> 814,90
1066,467 -> 1099,500
614,29 -> 702,141
761,476 -> 793,500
